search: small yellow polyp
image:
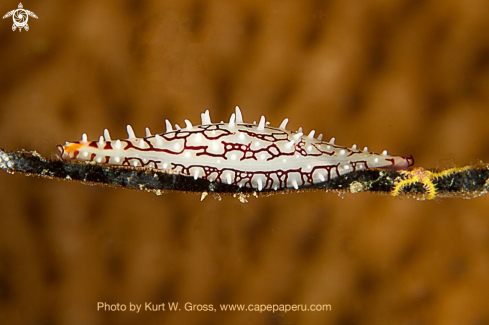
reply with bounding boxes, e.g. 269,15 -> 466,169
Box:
391,166 -> 471,200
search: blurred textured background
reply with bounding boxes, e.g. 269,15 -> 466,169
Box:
1,0 -> 489,324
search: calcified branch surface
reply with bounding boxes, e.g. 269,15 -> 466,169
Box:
1,148 -> 488,202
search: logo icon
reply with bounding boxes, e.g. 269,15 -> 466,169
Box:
3,3 -> 38,32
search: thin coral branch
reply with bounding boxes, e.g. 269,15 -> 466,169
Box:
1,148 -> 488,202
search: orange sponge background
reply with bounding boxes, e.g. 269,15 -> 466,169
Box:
1,1 -> 489,324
